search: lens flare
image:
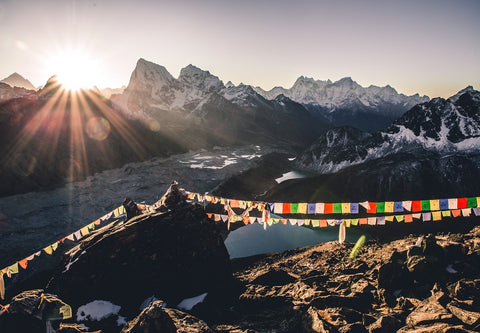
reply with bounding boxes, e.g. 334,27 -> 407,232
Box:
86,117 -> 111,141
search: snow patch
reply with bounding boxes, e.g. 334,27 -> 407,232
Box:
275,171 -> 307,184
176,292 -> 208,311
76,300 -> 122,322
139,296 -> 161,310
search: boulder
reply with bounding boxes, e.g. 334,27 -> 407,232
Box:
405,297 -> 453,327
46,196 -> 233,317
251,269 -> 298,286
367,315 -> 401,333
447,302 -> 480,326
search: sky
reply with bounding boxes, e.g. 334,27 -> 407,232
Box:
0,0 -> 479,98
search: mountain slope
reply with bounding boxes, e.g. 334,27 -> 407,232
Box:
296,87 -> 480,174
112,59 -> 330,147
254,76 -> 429,131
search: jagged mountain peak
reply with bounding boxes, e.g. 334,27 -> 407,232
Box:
0,72 -> 36,90
179,64 -> 223,92
129,58 -> 175,88
225,81 -> 235,88
448,86 -> 476,103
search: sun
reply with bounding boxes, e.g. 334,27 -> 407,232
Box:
45,48 -> 101,91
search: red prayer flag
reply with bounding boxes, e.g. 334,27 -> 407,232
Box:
324,203 -> 333,214
366,202 -> 377,214
411,201 -> 422,212
283,203 -> 291,214
457,198 -> 467,209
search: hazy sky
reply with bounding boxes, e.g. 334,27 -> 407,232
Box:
0,0 -> 479,98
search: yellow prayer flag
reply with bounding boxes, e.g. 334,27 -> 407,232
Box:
51,242 -> 58,251
298,203 -> 307,214
304,219 -> 311,226
341,203 -> 351,214
345,220 -> 351,228
80,226 -> 90,236
384,202 -> 394,213
312,220 -> 320,228
395,215 -> 404,222
432,211 -> 442,221
385,215 -> 394,222
88,223 -> 95,230
430,200 -> 440,211
8,263 -> 19,274
441,210 -> 451,217
44,246 -> 53,255
477,197 -> 480,207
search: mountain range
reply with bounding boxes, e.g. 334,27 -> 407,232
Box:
0,72 -> 36,90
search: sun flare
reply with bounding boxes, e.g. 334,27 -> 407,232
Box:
45,48 -> 101,91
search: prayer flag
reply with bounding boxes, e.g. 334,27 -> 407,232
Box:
350,203 -> 359,214
412,213 -> 422,219
394,201 -> 404,213
462,208 -> 471,217
9,263 -> 19,274
412,201 -> 422,212
230,200 -> 240,208
335,219 -> 342,225
283,203 -> 291,214
206,213 -> 213,218
267,203 -> 274,212
441,210 -> 451,217
430,200 -> 440,211
298,219 -> 305,226
312,220 -> 320,228
214,214 -> 221,222
439,199 -> 449,210
368,217 -> 376,225
298,203 -> 307,214
290,203 -> 299,214
422,212 -> 432,221
404,214 -> 413,223
467,197 -> 477,208
457,198 -> 467,209
221,215 -> 228,222
274,203 -> 283,214
327,219 -> 336,226
307,203 -> 316,214
66,234 -> 75,241
74,231 -> 82,241
319,220 -> 327,228
473,208 -> 480,216
403,201 -> 412,211
421,200 -> 430,211
80,227 -> 89,236
359,218 -> 368,225
377,216 -> 386,225
351,219 -> 359,226
366,202 -> 377,214
333,203 -> 342,214
44,246 -> 53,255
93,219 -> 101,226
345,220 -> 351,227
452,209 -> 461,217
341,203 -> 351,214
395,215 -> 404,222
359,201 -> 370,210
18,259 -> 28,270
385,216 -> 394,222
376,202 -> 385,213
243,216 -> 250,225
280,219 -> 287,225
51,242 -> 58,251
448,199 -> 458,210
324,203 -> 333,214
432,211 -> 442,221
385,202 -> 394,213
304,219 -> 311,226
289,219 -> 298,226
316,203 -> 325,214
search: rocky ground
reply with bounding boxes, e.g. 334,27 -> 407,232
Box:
1,186 -> 480,332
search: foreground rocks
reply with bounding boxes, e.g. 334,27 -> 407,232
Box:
1,188 -> 480,332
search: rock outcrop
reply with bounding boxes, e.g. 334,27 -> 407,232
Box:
46,188 -> 233,318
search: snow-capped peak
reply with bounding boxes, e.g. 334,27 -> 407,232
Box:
448,86 -> 476,103
178,64 -> 223,92
128,58 -> 175,92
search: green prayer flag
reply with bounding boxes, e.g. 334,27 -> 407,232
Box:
421,200 -> 430,211
467,197 -> 477,208
333,203 -> 342,214
290,203 -> 299,214
376,202 -> 385,213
